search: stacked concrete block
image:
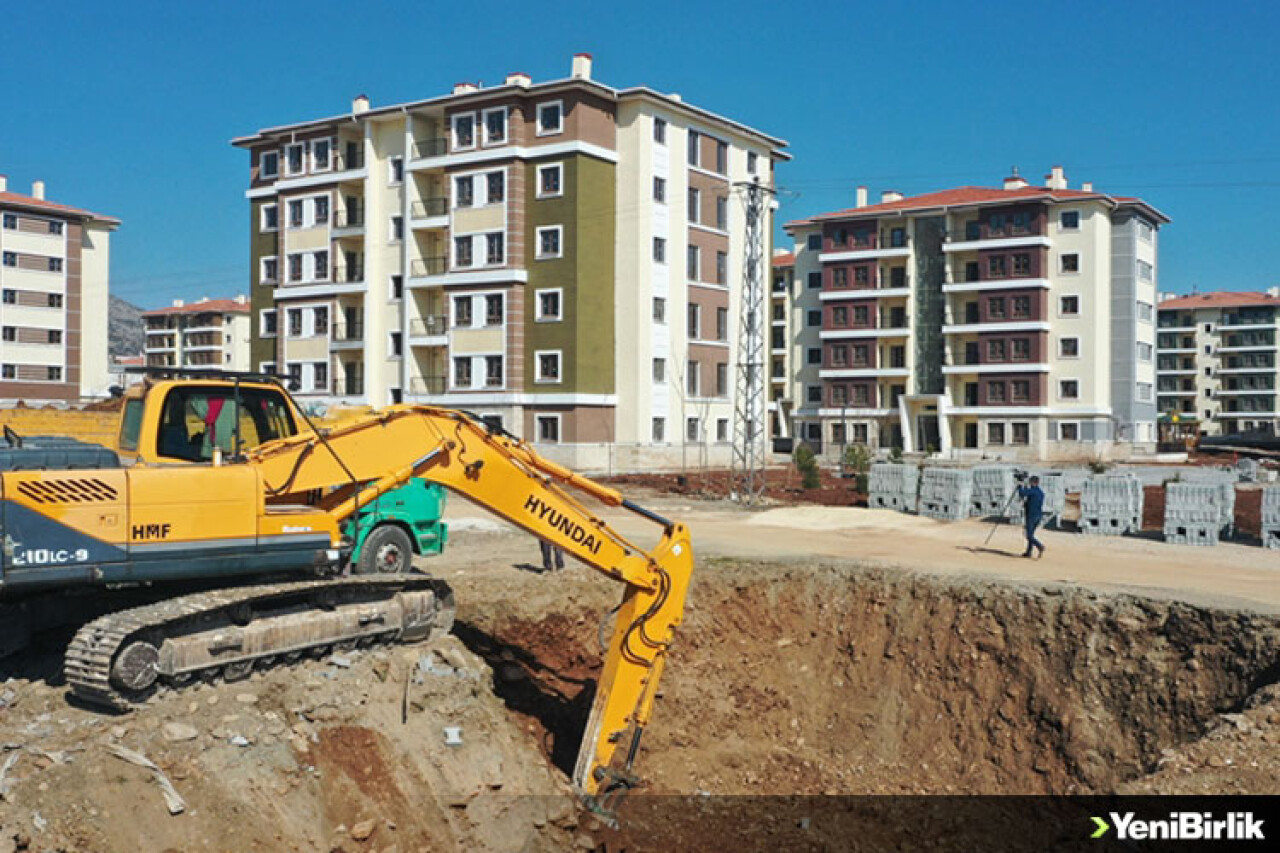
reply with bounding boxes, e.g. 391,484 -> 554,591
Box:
970,465 -> 1017,517
1010,471 -> 1067,529
1217,482 -> 1236,538
918,467 -> 974,521
868,463 -> 919,513
1262,487 -> 1280,549
1163,483 -> 1222,546
1237,458 -> 1259,483
1079,474 -> 1143,536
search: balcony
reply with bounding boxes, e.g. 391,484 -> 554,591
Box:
942,274 -> 1050,294
408,375 -> 447,395
411,197 -> 448,219
1219,339 -> 1277,353
409,315 -> 448,341
1219,313 -> 1278,330
818,366 -> 910,379
412,138 -> 448,159
1156,388 -> 1197,396
942,317 -> 1050,335
943,226 -> 1050,253
941,360 -> 1050,375
819,239 -> 911,264
819,326 -> 910,340
331,321 -> 364,349
334,150 -> 366,172
409,256 -> 448,278
334,209 -> 365,230
334,264 -> 364,284
1216,387 -> 1276,396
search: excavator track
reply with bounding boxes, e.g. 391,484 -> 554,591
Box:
64,574 -> 455,711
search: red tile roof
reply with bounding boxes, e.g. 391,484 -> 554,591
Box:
772,251 -> 795,267
0,191 -> 120,226
786,185 -> 1168,228
142,298 -> 251,317
1158,291 -> 1280,310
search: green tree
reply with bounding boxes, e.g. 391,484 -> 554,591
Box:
794,443 -> 821,490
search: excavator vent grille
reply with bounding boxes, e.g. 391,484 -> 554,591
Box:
16,478 -> 119,504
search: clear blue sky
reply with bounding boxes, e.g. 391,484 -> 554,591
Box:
2,0 -> 1276,309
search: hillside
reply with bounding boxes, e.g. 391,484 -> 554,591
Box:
109,294 -> 144,357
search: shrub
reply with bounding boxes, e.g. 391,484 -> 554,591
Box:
842,443 -> 872,474
793,443 -> 821,490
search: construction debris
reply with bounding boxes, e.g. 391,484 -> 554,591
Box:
106,743 -> 186,815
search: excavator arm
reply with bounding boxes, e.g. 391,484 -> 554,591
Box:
245,405 -> 694,802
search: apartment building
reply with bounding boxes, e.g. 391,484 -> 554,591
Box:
0,176 -> 117,401
1156,291 -> 1280,438
781,167 -> 1168,460
233,54 -> 787,468
769,250 -> 797,440
142,296 -> 252,371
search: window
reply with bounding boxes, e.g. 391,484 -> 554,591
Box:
1137,382 -> 1153,402
1139,220 -> 1154,242
688,187 -> 701,224
313,361 -> 328,391
716,251 -> 727,285
686,362 -> 700,396
1011,296 -> 1030,319
1011,380 -> 1030,402
747,152 -> 758,174
313,195 -> 329,225
537,101 -> 563,136
285,143 -> 304,176
485,355 -> 503,387
716,363 -> 728,396
453,295 -> 473,327
288,253 -> 303,282
1059,379 -> 1079,400
48,258 -> 63,273
287,200 -> 304,228
650,417 -> 666,443
486,171 -> 505,204
1012,338 -> 1030,361
48,329 -> 62,344
987,340 -> 1006,361
537,164 -> 563,198
1137,342 -> 1153,361
287,308 -> 303,337
807,385 -> 822,404
653,297 -> 666,323
653,237 -> 666,263
989,297 -> 1007,319
47,366 -> 62,382
537,289 -> 562,321
455,175 -> 474,208
988,423 -> 1005,445
716,196 -> 728,230
832,268 -> 848,288
1059,422 -> 1079,441
687,130 -> 700,166
807,347 -> 822,365
313,306 -> 329,335
1,365 -> 12,379
653,358 -> 666,383
1137,260 -> 1153,282
808,272 -> 822,290
536,351 -> 562,383
2,327 -> 14,342
260,256 -> 278,284
653,117 -> 666,144
988,381 -> 1007,403
1060,295 -> 1080,316
1011,422 -> 1030,445
717,418 -> 730,442
1060,210 -> 1080,230
486,232 -> 505,265
854,267 -> 869,285
807,234 -> 822,252
260,151 -> 279,179
715,140 -> 728,174
987,255 -> 1007,278
389,331 -> 403,358
1060,253 -> 1080,273
313,250 -> 329,280
483,108 -> 507,145
311,138 -> 331,172
716,307 -> 729,341
452,356 -> 473,388
453,113 -> 475,150
1,214 -> 14,229
537,226 -> 562,259
687,245 -> 700,280
49,220 -> 63,236
261,204 -> 278,232
454,235 -> 473,268
687,303 -> 701,338
388,156 -> 404,184
485,294 -> 504,325
653,176 -> 666,203
1013,254 -> 1031,276
1137,301 -> 1154,322
1059,337 -> 1079,358
686,417 -> 701,442
390,215 -> 403,242
807,309 -> 821,327
390,274 -> 403,300
260,309 -> 278,338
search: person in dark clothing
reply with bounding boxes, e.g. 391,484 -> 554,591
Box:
1017,474 -> 1046,558
540,539 -> 565,571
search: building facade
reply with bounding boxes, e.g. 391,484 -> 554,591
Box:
233,55 -> 786,468
769,251 -> 797,441
1156,291 -> 1280,437
0,176 -> 117,401
143,296 -> 252,371
781,168 -> 1168,461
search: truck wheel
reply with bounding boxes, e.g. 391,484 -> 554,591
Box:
357,525 -> 414,575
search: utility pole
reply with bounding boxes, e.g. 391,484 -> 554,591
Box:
730,177 -> 775,504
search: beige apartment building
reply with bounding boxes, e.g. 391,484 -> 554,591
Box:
233,54 -> 787,468
143,296 -> 252,371
779,167 -> 1168,461
1156,291 -> 1280,438
769,250 -> 797,441
0,176 -> 117,401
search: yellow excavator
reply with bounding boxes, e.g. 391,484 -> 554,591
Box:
0,369 -> 693,808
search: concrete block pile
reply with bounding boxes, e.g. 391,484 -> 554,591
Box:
1263,486 -> 1280,549
1237,458 -> 1259,483
970,465 -> 1016,517
868,463 -> 918,513
1217,482 -> 1236,538
918,467 -> 973,521
1010,471 -> 1067,529
1079,474 -> 1143,536
1162,482 -> 1223,546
